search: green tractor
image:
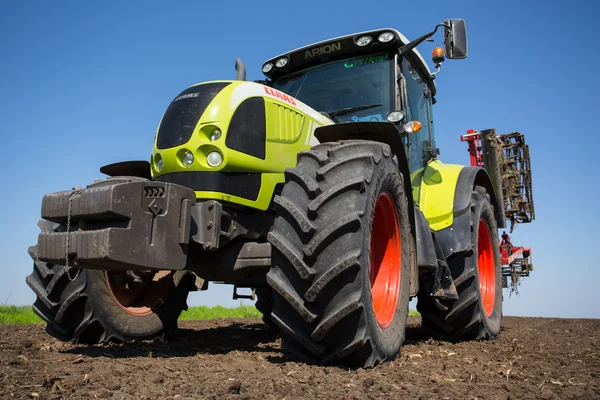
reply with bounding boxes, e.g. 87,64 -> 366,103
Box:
27,19 -> 505,367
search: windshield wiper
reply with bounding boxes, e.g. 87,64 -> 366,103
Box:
325,103 -> 382,118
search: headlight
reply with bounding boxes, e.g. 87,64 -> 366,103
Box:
206,151 -> 223,167
182,150 -> 194,167
262,63 -> 274,73
210,129 -> 222,142
154,153 -> 163,171
355,35 -> 372,47
378,32 -> 395,43
275,57 -> 288,68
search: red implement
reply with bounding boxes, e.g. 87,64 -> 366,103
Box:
461,129 -> 535,291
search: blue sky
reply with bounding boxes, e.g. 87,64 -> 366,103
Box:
1,1 -> 598,318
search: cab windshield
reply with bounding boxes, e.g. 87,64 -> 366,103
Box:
272,53 -> 393,123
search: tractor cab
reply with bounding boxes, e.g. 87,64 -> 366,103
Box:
260,22 -> 466,174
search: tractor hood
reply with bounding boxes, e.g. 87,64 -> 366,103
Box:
151,81 -> 332,210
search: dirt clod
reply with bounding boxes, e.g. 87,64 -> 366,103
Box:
228,379 -> 242,394
96,389 -> 112,398
0,317 -> 598,399
540,389 -> 558,400
363,377 -> 376,388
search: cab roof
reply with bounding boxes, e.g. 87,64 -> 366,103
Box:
262,28 -> 436,94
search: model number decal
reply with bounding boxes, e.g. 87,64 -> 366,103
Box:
304,42 -> 342,59
344,53 -> 389,68
264,87 -> 297,106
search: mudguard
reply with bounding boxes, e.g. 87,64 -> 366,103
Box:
414,208 -> 437,270
433,166 -> 505,257
416,160 -> 464,232
100,160 -> 151,179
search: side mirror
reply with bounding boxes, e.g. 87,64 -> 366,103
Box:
443,19 -> 468,59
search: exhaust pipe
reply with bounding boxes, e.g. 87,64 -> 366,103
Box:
235,57 -> 246,81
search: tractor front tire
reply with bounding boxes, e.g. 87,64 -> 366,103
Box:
417,186 -> 503,341
267,141 -> 411,367
26,220 -> 193,344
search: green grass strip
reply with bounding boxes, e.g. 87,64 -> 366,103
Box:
0,305 -> 42,324
178,305 -> 262,320
0,304 -> 419,324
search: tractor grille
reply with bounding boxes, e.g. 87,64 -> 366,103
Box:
268,103 -> 304,142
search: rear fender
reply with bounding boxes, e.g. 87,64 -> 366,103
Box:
417,160 -> 464,232
453,166 -> 506,229
435,166 -> 505,257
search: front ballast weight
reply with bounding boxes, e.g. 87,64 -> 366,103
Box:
36,178 -> 274,279
34,180 -> 216,271
37,180 -> 195,271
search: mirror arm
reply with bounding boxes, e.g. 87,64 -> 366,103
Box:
397,23 -> 451,57
435,23 -> 451,32
398,31 -> 435,57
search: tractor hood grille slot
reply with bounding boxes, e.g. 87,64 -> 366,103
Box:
156,82 -> 230,149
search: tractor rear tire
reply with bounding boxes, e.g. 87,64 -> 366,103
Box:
26,220 -> 194,344
267,141 -> 411,367
417,186 -> 502,341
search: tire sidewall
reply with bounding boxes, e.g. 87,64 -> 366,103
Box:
475,196 -> 503,337
360,157 -> 411,356
85,269 -> 191,339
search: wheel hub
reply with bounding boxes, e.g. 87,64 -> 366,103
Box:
106,270 -> 174,316
477,219 -> 496,316
369,192 -> 401,328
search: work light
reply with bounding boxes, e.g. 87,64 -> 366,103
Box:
356,35 -> 372,47
275,57 -> 288,68
262,63 -> 274,73
378,32 -> 395,43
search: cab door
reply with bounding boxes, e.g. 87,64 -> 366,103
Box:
399,57 -> 436,174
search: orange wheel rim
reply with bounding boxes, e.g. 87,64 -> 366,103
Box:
370,192 -> 401,328
477,219 -> 496,316
106,270 -> 174,316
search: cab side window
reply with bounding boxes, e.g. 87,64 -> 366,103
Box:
401,58 -> 435,172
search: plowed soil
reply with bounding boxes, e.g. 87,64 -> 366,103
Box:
1,316 -> 598,399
